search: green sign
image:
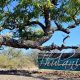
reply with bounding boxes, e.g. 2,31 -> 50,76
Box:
38,52 -> 80,71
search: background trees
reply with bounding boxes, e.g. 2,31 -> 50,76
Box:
0,0 -> 80,51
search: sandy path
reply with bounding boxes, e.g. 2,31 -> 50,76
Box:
0,75 -> 45,80
0,75 -> 80,80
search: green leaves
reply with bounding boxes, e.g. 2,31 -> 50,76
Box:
50,0 -> 80,23
71,0 -> 80,4
0,0 -> 80,40
0,0 -> 7,7
19,27 -> 44,40
33,0 -> 54,8
63,0 -> 80,17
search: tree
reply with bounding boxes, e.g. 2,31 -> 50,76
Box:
0,0 -> 80,51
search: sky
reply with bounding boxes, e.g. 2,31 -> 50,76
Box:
1,1 -> 80,53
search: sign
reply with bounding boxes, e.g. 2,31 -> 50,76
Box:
38,52 -> 80,71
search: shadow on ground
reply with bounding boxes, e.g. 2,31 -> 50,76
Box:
0,70 -> 49,80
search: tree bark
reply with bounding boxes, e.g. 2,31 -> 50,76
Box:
43,7 -> 51,35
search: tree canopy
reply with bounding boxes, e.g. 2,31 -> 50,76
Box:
0,0 -> 80,51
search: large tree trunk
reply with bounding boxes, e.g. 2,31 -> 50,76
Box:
43,7 -> 51,35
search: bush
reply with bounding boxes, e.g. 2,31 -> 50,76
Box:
0,48 -> 38,69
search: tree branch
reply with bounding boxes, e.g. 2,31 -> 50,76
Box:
25,21 -> 46,32
43,7 -> 51,35
51,0 -> 57,5
54,21 -> 70,34
63,35 -> 70,44
67,24 -> 76,29
2,16 -> 46,32
38,45 -> 78,51
0,35 -> 78,51
36,34 -> 52,45
0,36 -> 38,49
67,19 -> 80,29
0,34 -> 52,49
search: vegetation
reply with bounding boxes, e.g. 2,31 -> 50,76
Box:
0,0 -> 80,51
0,48 -> 38,69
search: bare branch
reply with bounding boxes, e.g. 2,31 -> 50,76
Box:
67,24 -> 76,29
63,35 -> 70,44
57,28 -> 70,34
54,21 -> 70,34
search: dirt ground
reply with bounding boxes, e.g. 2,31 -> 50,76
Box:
0,75 -> 42,80
0,75 -> 80,80
0,69 -> 80,80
